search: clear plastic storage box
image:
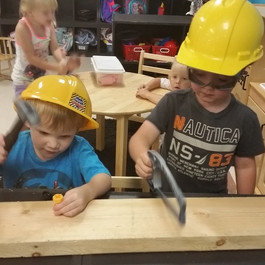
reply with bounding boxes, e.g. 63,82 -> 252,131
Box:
91,56 -> 125,86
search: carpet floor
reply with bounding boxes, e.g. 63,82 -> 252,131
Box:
78,119 -> 141,176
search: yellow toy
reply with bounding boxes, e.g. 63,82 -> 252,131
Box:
53,194 -> 64,204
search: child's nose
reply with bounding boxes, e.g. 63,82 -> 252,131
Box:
175,78 -> 180,84
47,137 -> 59,149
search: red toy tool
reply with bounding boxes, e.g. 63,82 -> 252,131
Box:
158,2 -> 165,15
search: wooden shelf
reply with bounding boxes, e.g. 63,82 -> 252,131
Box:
0,0 -> 191,59
113,13 -> 192,25
112,14 -> 191,72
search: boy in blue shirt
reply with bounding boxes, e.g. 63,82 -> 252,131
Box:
0,75 -> 111,217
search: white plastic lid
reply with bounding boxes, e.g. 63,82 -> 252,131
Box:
91,56 -> 125,73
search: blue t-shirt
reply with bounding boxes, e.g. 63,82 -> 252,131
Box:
248,0 -> 265,3
0,131 -> 110,189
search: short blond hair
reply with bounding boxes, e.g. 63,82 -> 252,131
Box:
26,99 -> 86,133
168,59 -> 188,78
20,0 -> 58,16
171,60 -> 187,71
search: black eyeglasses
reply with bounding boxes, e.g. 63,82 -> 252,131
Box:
188,68 -> 239,91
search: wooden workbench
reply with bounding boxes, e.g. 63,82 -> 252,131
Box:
1,196 -> 265,262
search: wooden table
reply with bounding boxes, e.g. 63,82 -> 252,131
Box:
1,196 -> 265,263
78,71 -> 168,176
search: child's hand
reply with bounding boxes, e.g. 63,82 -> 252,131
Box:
135,152 -> 153,179
53,47 -> 66,59
66,54 -> 81,73
0,134 -> 8,164
53,185 -> 89,217
136,87 -> 151,99
57,59 -> 68,75
138,84 -> 147,90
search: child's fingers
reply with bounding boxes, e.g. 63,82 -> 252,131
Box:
68,55 -> 81,66
0,134 -> 8,163
57,59 -> 68,74
61,47 -> 67,57
66,55 -> 81,73
0,146 -> 8,164
54,47 -> 66,59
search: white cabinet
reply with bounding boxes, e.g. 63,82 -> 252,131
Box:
248,82 -> 265,194
235,8 -> 265,194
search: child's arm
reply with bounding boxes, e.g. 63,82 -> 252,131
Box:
0,134 -> 8,164
137,77 -> 164,104
138,77 -> 161,91
53,173 -> 111,217
49,26 -> 66,62
129,120 -> 160,179
50,27 -> 80,73
234,156 -> 256,194
15,21 -> 68,74
136,88 -> 163,104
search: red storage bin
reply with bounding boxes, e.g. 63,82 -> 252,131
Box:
123,44 -> 151,61
151,45 -> 178,56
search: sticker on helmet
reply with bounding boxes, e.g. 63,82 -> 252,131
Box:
69,93 -> 87,113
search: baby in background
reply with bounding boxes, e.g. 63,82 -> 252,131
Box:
136,60 -> 191,104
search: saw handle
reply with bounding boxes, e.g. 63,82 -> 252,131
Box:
4,118 -> 24,152
148,150 -> 186,224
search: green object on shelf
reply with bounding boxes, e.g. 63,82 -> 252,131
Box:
55,27 -> 73,52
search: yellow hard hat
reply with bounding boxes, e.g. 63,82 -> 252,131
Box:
21,75 -> 99,131
177,0 -> 264,76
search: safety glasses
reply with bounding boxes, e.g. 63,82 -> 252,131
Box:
188,68 -> 239,91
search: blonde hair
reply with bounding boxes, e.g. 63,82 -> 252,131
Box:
171,58 -> 187,70
169,59 -> 189,77
20,0 -> 58,16
26,99 -> 86,132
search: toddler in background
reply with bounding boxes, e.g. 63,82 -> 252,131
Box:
136,60 -> 191,104
0,75 -> 111,217
11,0 -> 79,97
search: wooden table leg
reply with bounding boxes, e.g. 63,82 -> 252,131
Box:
96,115 -> 105,151
115,116 -> 129,176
